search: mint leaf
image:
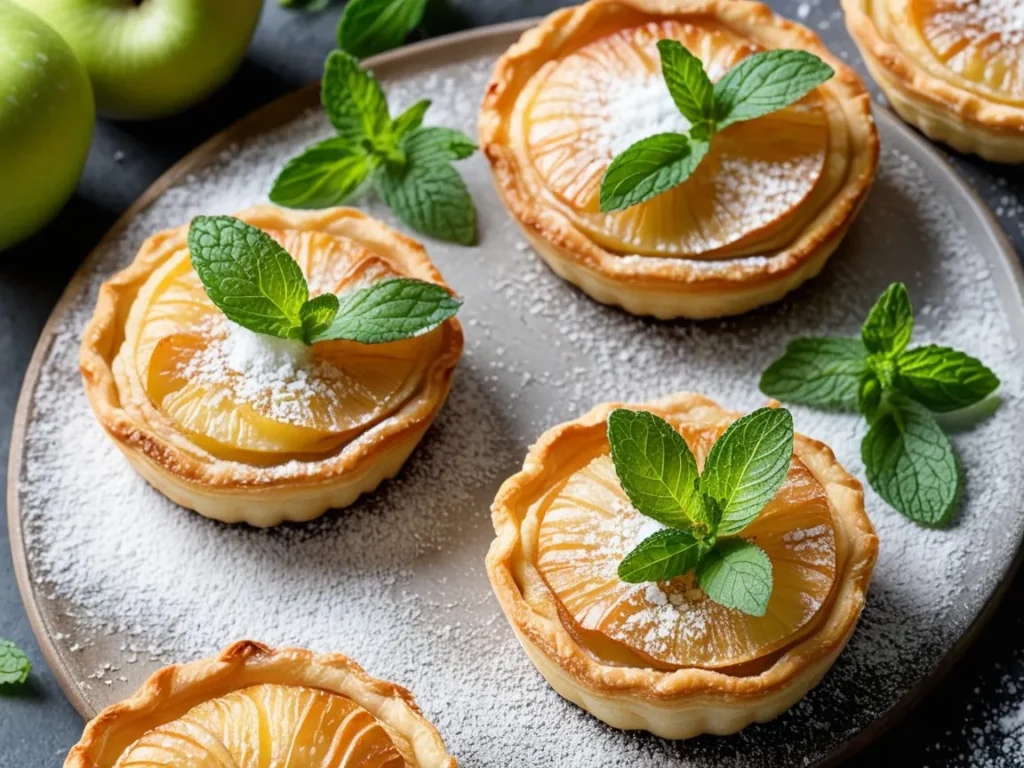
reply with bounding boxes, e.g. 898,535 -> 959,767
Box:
617,529 -> 704,583
300,294 -> 340,342
392,99 -> 431,139
760,337 -> 870,410
322,50 -> 391,144
862,394 -> 959,525
0,640 -> 31,687
337,0 -> 428,58
269,137 -> 373,210
894,345 -> 1000,413
188,216 -> 308,340
399,125 -> 477,165
607,409 -> 701,530
695,539 -> 773,616
713,50 -> 834,130
700,408 -> 794,536
311,277 -> 460,344
657,39 -> 714,127
861,282 -> 914,357
377,146 -> 476,244
599,134 -> 709,212
374,126 -> 478,244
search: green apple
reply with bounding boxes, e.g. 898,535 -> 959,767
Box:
0,1 -> 94,250
13,0 -> 264,119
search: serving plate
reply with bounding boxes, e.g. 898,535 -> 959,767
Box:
9,21 -> 1024,767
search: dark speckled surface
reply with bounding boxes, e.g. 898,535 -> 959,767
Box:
2,2 -> 1023,766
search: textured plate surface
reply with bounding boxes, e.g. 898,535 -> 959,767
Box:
9,22 -> 1024,768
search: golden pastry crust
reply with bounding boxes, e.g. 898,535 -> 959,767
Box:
486,392 -> 878,738
80,206 -> 463,527
843,0 -> 1024,162
480,0 -> 879,320
63,640 -> 457,768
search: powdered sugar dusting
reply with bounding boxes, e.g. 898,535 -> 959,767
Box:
599,74 -> 692,157
926,0 -> 1024,46
13,50 -> 1024,767
182,319 -> 352,429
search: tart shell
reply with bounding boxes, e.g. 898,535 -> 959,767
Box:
480,0 -> 880,320
80,206 -> 464,527
842,0 -> 1024,163
485,392 -> 878,738
63,640 -> 457,768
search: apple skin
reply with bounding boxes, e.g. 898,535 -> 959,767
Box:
13,0 -> 264,120
0,1 -> 95,250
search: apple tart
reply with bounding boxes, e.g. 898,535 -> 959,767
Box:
844,0 -> 1024,161
486,392 -> 878,738
63,641 -> 456,767
81,206 -> 463,527
480,0 -> 879,319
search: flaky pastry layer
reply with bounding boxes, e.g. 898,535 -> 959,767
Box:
63,641 -> 457,768
480,0 -> 879,319
80,206 -> 463,526
843,0 -> 1024,162
486,392 -> 878,738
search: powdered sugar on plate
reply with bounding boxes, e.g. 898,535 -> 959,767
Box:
13,47 -> 1024,768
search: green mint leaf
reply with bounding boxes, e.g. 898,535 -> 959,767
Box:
0,640 -> 31,687
695,539 -> 773,616
376,156 -> 476,245
269,137 -> 373,210
607,409 -> 701,530
400,125 -> 477,164
337,0 -> 428,58
893,345 -> 1000,413
300,294 -> 340,342
188,216 -> 309,340
599,134 -> 709,212
392,99 -> 432,139
700,408 -> 794,536
657,39 -> 714,127
861,282 -> 914,357
760,337 -> 870,410
713,49 -> 834,130
322,50 -> 391,143
310,277 -> 460,344
862,394 -> 959,526
617,529 -> 704,583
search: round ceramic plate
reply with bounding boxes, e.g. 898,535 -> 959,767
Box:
9,21 -> 1024,768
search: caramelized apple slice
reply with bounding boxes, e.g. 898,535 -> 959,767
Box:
112,684 -> 405,767
911,0 -> 1024,100
522,19 -> 830,258
536,427 -> 837,669
138,228 -> 442,463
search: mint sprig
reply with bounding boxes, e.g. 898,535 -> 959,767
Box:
0,640 -> 31,687
760,282 -> 999,526
337,0 -> 428,59
599,41 -> 833,212
610,407 -> 794,617
271,50 -> 478,245
188,216 -> 461,346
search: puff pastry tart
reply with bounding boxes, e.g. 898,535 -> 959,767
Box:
81,206 -> 463,527
844,0 -> 1024,162
480,0 -> 879,320
486,393 -> 878,738
63,641 -> 456,767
